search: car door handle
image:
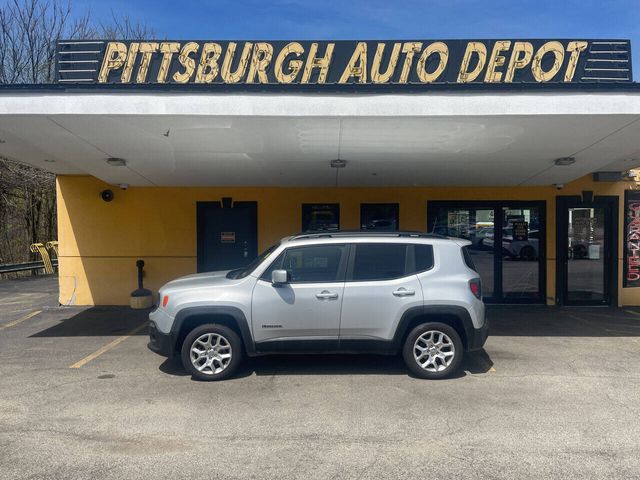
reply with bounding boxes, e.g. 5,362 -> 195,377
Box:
393,288 -> 415,297
316,290 -> 338,299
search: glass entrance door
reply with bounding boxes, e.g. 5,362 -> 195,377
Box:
428,201 -> 546,303
557,197 -> 618,306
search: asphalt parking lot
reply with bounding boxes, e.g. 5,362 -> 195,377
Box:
1,277 -> 640,479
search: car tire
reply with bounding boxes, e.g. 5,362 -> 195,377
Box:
181,324 -> 243,381
402,322 -> 464,379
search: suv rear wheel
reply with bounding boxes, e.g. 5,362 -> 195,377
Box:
402,322 -> 463,379
181,324 -> 243,381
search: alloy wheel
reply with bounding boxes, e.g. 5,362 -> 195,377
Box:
190,333 -> 233,375
413,330 -> 455,372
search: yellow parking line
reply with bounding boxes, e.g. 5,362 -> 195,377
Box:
69,322 -> 149,369
0,310 -> 42,330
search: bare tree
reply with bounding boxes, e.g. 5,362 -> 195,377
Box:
0,0 -> 153,270
99,10 -> 156,39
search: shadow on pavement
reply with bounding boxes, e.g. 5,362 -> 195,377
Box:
489,306 -> 640,337
159,348 -> 494,379
30,307 -> 151,337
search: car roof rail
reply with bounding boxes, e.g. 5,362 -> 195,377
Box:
290,230 -> 447,241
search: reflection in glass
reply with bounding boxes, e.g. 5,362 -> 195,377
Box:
567,208 -> 605,302
501,207 -> 541,300
429,207 -> 495,297
302,204 -> 340,231
360,204 -> 399,231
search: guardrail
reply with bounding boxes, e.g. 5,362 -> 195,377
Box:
0,260 -> 58,275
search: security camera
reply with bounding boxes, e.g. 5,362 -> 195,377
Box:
118,184 -> 129,190
100,189 -> 114,202
554,184 -> 564,190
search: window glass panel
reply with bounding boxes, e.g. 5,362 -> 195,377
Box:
360,204 -> 399,231
429,206 -> 495,297
414,245 -> 435,272
302,204 -> 340,231
502,207 -> 541,299
283,245 -> 346,283
352,244 -> 407,281
259,251 -> 284,281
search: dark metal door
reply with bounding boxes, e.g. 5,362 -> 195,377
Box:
556,195 -> 618,306
197,200 -> 258,272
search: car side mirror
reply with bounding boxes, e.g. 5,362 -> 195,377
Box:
271,269 -> 288,285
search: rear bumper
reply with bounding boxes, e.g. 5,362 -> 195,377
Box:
467,316 -> 489,351
147,321 -> 174,357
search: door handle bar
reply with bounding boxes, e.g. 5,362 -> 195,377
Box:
316,291 -> 338,299
393,289 -> 415,297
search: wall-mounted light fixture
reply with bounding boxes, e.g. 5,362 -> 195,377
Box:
554,157 -> 576,166
106,157 -> 127,167
330,159 -> 347,168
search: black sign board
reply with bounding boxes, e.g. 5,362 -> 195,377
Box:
56,39 -> 632,87
512,221 -> 529,242
624,190 -> 640,287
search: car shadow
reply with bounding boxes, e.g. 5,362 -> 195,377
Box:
158,348 -> 494,380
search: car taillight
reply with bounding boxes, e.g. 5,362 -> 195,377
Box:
469,278 -> 482,299
162,295 -> 169,308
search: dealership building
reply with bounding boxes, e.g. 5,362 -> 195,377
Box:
1,38 -> 640,307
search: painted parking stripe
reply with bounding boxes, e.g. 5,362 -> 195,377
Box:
0,310 -> 42,330
69,321 -> 149,369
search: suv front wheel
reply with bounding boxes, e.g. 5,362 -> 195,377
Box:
402,322 -> 463,379
181,324 -> 243,381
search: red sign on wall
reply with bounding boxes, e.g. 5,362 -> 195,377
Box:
624,191 -> 640,287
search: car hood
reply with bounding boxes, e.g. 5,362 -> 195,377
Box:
162,270 -> 235,291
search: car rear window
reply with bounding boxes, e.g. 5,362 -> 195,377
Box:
462,246 -> 476,271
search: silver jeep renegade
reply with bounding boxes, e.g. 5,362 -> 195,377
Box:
148,231 -> 488,381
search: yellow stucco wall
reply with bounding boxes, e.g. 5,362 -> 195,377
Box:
56,175 -> 640,306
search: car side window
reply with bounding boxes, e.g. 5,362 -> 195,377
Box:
279,245 -> 347,283
259,252 -> 285,281
350,244 -> 408,281
413,245 -> 435,272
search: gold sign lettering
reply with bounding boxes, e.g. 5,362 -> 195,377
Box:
301,42 -> 334,84
416,42 -> 448,83
247,42 -> 273,84
136,42 -> 159,83
157,42 -> 180,83
173,42 -> 199,83
564,41 -> 588,82
221,42 -> 253,83
399,42 -> 422,83
484,41 -> 511,83
532,41 -> 564,82
98,42 -> 127,83
457,42 -> 487,83
92,39 -> 601,86
195,43 -> 222,83
274,42 -> 304,83
121,42 -> 139,83
505,41 -> 533,82
339,42 -> 368,83
371,42 -> 401,84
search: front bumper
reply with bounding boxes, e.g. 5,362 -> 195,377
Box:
147,321 -> 175,357
467,316 -> 489,351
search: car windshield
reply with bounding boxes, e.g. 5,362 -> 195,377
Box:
225,243 -> 280,279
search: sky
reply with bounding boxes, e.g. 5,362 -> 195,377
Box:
72,0 -> 640,77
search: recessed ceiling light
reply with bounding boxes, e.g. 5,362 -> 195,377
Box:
330,159 -> 347,168
554,157 -> 576,166
106,157 -> 127,167
44,159 -> 56,163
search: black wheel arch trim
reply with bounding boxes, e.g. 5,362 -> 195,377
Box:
172,306 -> 256,356
392,305 -> 477,352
